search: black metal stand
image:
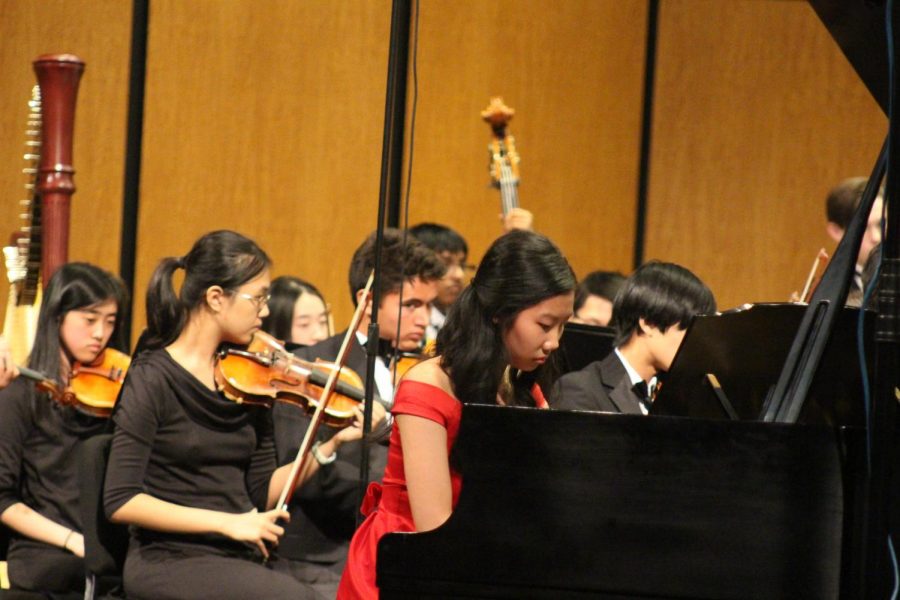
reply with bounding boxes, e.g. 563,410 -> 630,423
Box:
358,0 -> 412,524
860,3 -> 900,594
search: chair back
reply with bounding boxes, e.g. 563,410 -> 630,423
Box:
77,433 -> 129,577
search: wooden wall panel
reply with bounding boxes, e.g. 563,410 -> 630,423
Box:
406,0 -> 647,281
3,0 -> 882,341
135,1 -> 392,334
0,0 -> 131,311
648,0 -> 886,311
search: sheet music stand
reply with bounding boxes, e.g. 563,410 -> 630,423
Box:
555,322 -> 615,375
652,303 -> 873,426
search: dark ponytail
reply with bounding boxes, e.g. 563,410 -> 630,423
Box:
437,230 -> 575,406
143,231 -> 270,349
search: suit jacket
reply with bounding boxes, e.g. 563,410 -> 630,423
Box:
272,331 -> 388,565
549,351 -> 645,414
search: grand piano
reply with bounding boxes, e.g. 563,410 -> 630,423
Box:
375,1 -> 900,598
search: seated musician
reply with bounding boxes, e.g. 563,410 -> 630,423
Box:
861,242 -> 882,307
0,336 -> 18,389
824,176 -> 883,304
569,270 -> 626,327
268,228 -> 443,597
410,213 -> 534,345
261,275 -> 333,348
0,263 -> 127,597
550,261 -> 715,414
337,230 -> 575,599
103,231 -> 321,599
408,223 -> 471,345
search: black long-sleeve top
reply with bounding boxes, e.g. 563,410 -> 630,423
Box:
103,349 -> 276,558
0,378 -> 106,531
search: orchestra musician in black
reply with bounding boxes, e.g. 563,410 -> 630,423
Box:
261,276 -> 332,348
408,222 -> 470,345
550,261 -> 715,414
569,269 -> 626,327
103,230 -> 320,600
268,228 -> 443,597
824,176 -> 883,303
0,263 -> 127,597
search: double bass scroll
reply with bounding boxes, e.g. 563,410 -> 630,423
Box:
481,97 -> 521,218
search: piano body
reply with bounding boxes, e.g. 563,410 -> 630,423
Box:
377,0 -> 899,597
378,405 -> 856,599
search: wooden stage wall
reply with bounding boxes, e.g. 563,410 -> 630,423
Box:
0,0 -> 886,341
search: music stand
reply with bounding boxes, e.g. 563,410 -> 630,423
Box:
556,322 -> 615,375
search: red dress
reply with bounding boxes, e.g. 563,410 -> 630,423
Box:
337,381 -> 547,599
336,380 -> 463,599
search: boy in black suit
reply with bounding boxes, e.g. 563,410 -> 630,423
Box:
550,261 -> 715,415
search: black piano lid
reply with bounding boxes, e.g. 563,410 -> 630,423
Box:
651,303 -> 874,426
809,0 -> 888,115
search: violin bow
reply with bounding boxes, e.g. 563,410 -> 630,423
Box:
275,270 -> 375,512
799,248 -> 829,303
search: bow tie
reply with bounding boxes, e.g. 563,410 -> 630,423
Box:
632,380 -> 656,413
364,337 -> 395,361
632,380 -> 650,400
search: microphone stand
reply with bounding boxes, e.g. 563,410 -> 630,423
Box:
358,0 -> 412,524
858,3 -> 900,595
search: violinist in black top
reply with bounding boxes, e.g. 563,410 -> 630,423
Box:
0,262 -> 127,597
103,230 -> 320,599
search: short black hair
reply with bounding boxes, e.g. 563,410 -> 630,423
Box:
574,270 -> 626,313
348,228 -> 446,305
611,261 -> 716,347
826,177 -> 868,229
408,222 -> 468,260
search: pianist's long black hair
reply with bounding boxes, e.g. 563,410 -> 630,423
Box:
436,230 -> 575,407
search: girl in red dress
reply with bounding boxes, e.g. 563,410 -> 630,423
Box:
338,230 -> 576,599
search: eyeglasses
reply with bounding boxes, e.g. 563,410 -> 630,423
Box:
235,291 -> 271,310
437,252 -> 477,274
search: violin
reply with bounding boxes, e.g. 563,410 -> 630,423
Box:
389,340 -> 436,385
214,330 -> 366,428
273,271 -> 375,514
20,347 -> 131,417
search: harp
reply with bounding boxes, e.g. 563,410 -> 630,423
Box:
2,55 -> 84,363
